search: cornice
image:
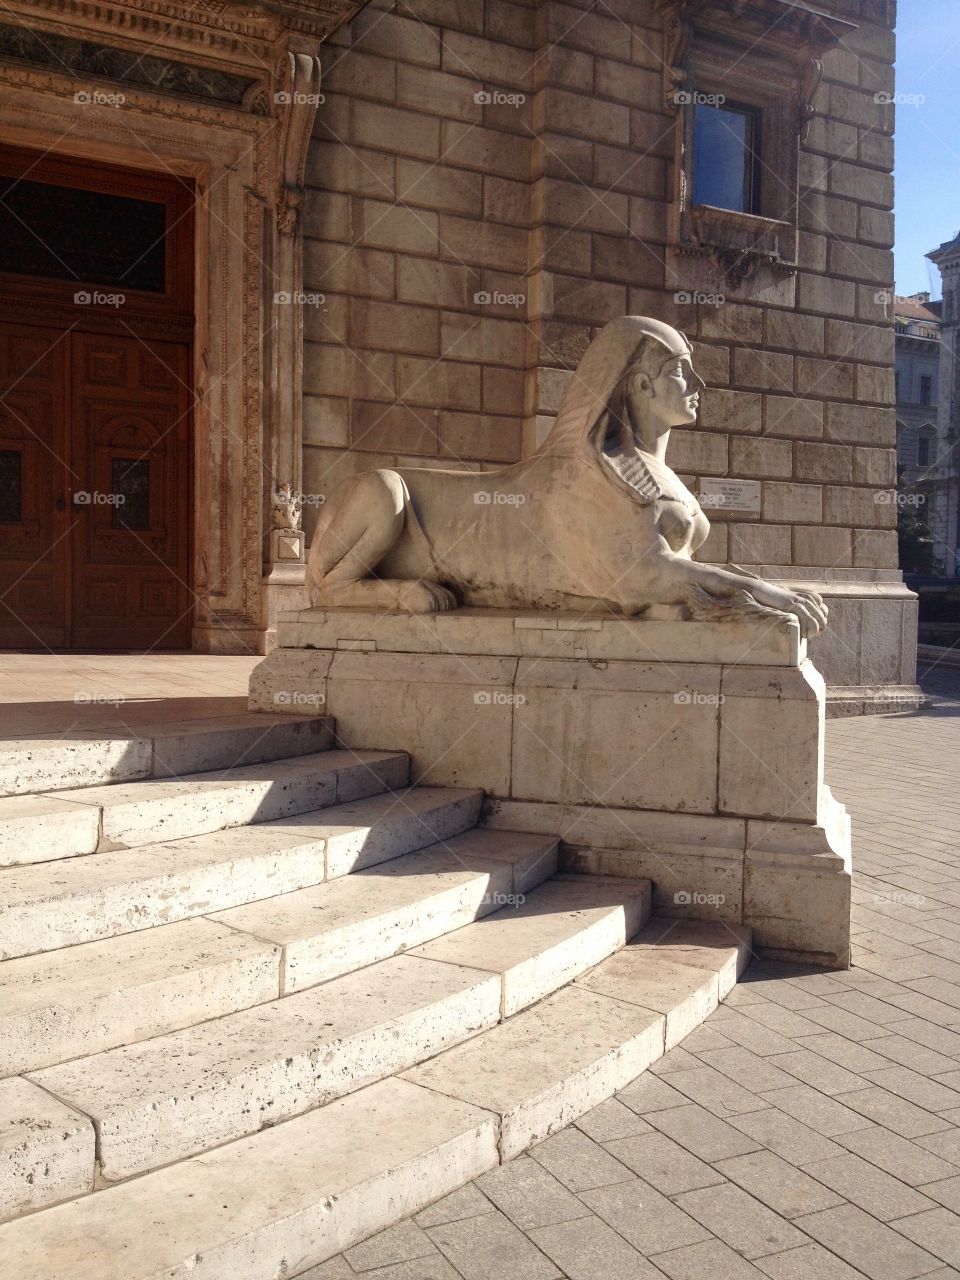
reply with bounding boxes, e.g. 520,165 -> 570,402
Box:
1,0 -> 365,78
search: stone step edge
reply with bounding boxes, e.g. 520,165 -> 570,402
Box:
1,919 -> 750,1252
0,715 -> 337,798
0,823 -> 548,1080
0,748 -> 410,867
23,876 -> 649,1182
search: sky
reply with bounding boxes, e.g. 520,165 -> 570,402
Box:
893,0 -> 960,297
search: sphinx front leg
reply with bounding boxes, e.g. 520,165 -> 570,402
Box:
306,470 -> 458,613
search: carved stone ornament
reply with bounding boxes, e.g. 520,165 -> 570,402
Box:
307,316 -> 829,642
0,0 -> 362,111
272,483 -> 304,534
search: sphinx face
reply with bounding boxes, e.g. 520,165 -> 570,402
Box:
626,350 -> 705,434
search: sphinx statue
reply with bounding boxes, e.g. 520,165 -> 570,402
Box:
306,315 -> 827,639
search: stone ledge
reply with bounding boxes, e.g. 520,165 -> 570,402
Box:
276,606 -> 804,667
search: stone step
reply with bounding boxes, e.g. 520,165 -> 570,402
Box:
0,918 -> 280,1079
407,918 -> 753,1159
0,1077 -> 500,1279
411,874 -> 652,1015
0,761 -> 412,960
0,919 -> 751,1271
0,1078 -> 94,1224
30,953 -> 503,1182
576,916 -> 752,1050
281,783 -> 483,879
0,748 -> 407,867
24,875 -> 647,1184
0,714 -> 334,798
0,786 -> 483,1070
210,828 -> 560,992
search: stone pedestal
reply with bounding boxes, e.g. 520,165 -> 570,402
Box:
250,608 -> 852,967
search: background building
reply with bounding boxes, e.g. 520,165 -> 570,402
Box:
894,291 -> 939,572
0,0 -> 918,710
927,231 -> 960,575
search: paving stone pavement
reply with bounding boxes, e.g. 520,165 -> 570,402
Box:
310,663 -> 960,1280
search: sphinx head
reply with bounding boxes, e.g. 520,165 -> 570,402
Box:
618,320 -> 705,438
537,315 -> 709,460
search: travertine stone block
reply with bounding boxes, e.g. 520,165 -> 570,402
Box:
512,657 -> 720,813
405,986 -> 665,1159
0,1079 -> 94,1222
0,1078 -> 499,1280
793,526 -> 854,568
719,662 -> 824,823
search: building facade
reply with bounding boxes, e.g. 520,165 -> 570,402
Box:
927,232 -> 960,575
0,0 -> 917,707
894,292 -> 939,573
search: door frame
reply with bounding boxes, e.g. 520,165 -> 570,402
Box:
0,44 -> 324,652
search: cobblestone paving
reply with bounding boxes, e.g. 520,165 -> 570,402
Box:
311,665 -> 960,1280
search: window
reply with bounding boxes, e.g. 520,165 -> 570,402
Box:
895,371 -> 900,401
661,0 -> 856,287
918,436 -> 931,466
692,102 -> 761,214
0,177 -> 166,292
920,376 -> 933,406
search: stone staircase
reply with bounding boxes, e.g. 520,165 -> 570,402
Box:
0,712 -> 751,1278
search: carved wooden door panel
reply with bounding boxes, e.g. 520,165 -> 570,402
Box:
0,324 -> 70,648
69,333 -> 191,650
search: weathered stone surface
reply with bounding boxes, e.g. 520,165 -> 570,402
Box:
413,875 -> 651,1014
0,794 -> 100,866
33,955 -> 502,1181
0,919 -> 280,1077
0,820 -> 332,958
405,986 -> 665,1159
0,1079 -> 94,1223
52,749 -> 408,853
0,1078 -> 500,1280
211,830 -> 558,991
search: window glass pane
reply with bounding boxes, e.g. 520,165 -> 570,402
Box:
692,103 -> 759,213
0,178 -> 166,291
111,456 -> 151,529
0,448 -> 21,522
918,437 -> 930,465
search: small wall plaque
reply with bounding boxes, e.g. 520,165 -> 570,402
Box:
698,478 -> 762,514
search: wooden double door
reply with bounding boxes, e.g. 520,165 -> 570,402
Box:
0,326 -> 190,649
0,147 -> 194,650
